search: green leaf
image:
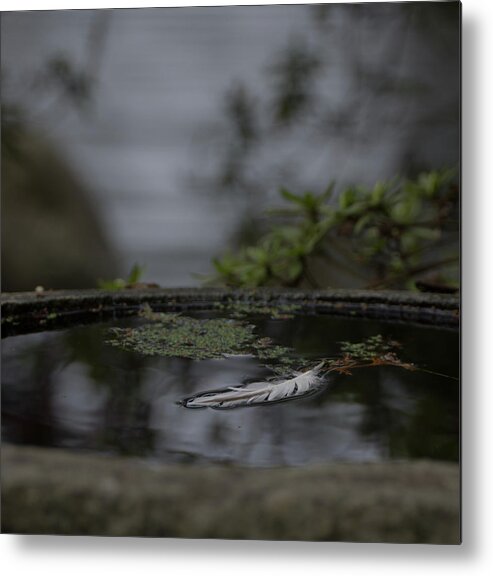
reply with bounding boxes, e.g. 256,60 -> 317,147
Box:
302,191 -> 319,211
390,196 -> 422,225
354,213 -> 373,235
98,278 -> 127,291
417,171 -> 448,197
321,182 -> 336,202
390,255 -> 405,273
127,263 -> 144,284
400,231 -> 419,254
341,200 -> 368,217
339,187 -> 357,209
98,263 -> 145,291
208,169 -> 457,289
245,246 -> 268,264
370,182 -> 386,205
279,187 -> 305,206
213,254 -> 236,275
281,259 -> 303,281
412,227 -> 441,242
364,227 -> 380,241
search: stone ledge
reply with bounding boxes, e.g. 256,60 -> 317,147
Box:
1,288 -> 460,337
1,445 -> 460,543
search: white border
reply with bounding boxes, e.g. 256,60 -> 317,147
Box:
3,0 -> 344,10
2,0 -> 493,575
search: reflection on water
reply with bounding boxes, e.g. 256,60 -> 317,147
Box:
1,314 -> 459,467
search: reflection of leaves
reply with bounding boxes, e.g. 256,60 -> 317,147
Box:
64,324 -> 141,392
63,324 -> 156,456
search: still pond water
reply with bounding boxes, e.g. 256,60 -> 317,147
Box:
2,313 -> 459,467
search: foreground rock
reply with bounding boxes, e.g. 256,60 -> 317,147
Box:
1,445 -> 459,543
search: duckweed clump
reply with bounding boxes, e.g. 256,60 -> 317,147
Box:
254,338 -> 299,372
339,335 -> 398,361
107,307 -> 403,373
106,305 -> 299,368
107,313 -> 257,360
214,299 -> 301,319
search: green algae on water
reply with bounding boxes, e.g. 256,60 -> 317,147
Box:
107,315 -> 255,360
339,334 -> 399,361
214,299 -> 301,319
106,305 -> 297,367
107,307 -> 406,372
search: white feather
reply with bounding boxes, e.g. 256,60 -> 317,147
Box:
182,361 -> 326,409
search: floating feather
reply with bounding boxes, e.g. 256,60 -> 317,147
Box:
180,361 -> 327,409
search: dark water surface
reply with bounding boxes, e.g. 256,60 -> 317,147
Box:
1,314 -> 459,467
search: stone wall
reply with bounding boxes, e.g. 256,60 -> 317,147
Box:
2,445 -> 460,543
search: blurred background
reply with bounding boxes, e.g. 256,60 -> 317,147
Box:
1,2 -> 460,292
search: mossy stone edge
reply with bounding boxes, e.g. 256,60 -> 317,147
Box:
1,287 -> 459,337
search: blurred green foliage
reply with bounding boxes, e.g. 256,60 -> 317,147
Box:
209,168 -> 458,290
196,4 -> 459,291
98,263 -> 145,290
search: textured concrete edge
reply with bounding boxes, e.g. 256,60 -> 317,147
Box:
1,287 -> 459,337
1,444 -> 461,543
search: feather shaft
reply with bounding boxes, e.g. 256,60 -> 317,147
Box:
181,361 -> 326,409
